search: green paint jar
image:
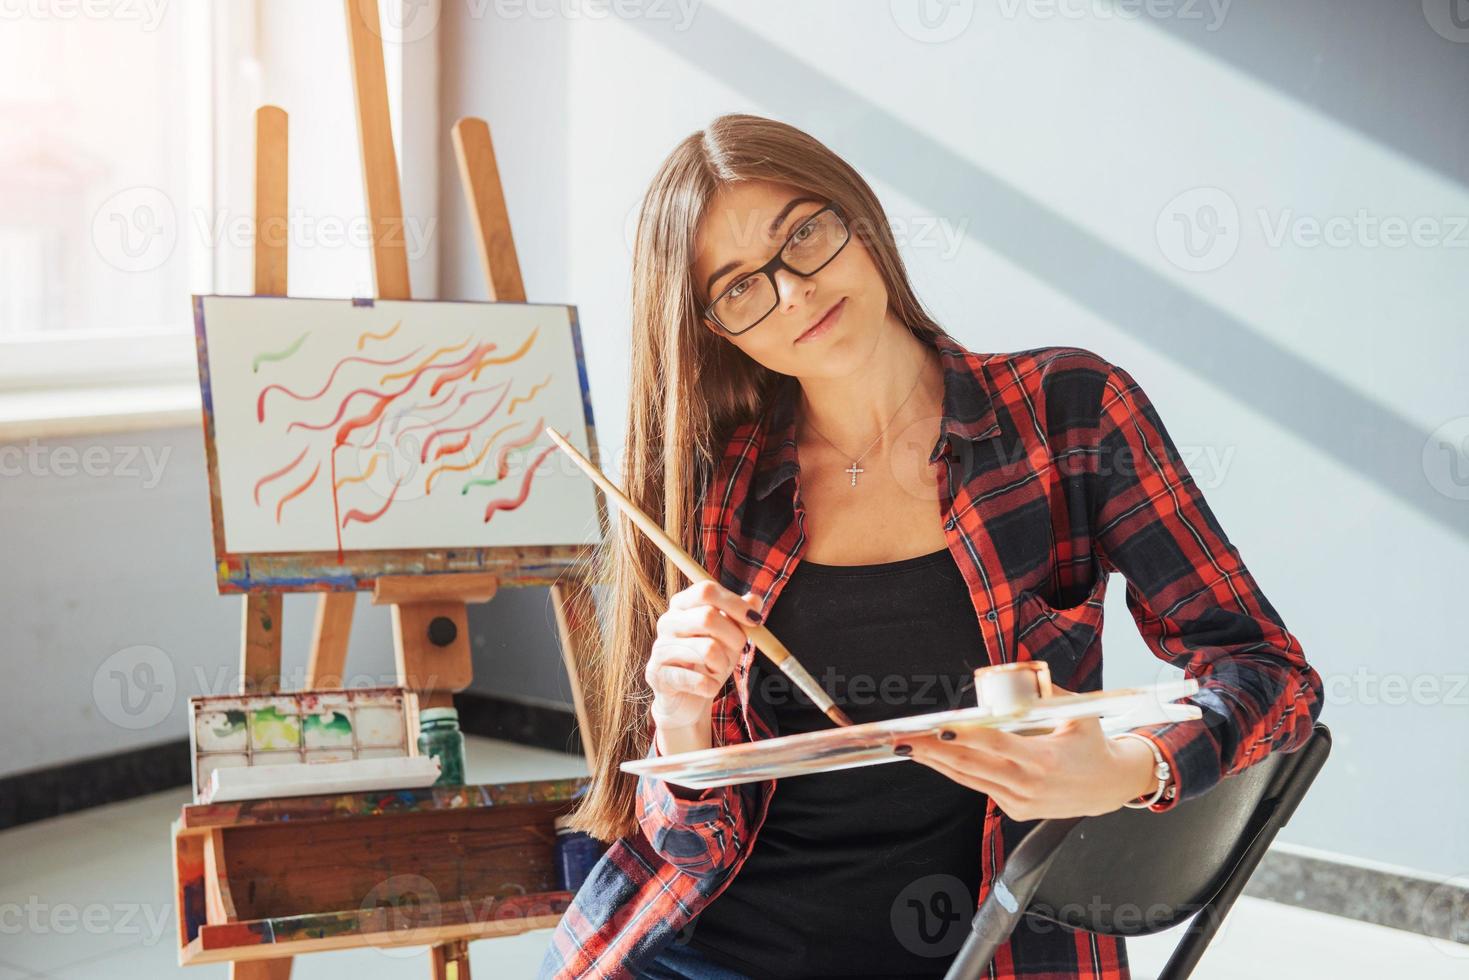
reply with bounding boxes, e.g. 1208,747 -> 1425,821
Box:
417,706 -> 466,786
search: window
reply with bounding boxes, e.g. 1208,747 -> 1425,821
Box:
0,0 -> 212,391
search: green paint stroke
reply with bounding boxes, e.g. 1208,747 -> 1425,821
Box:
303,710 -> 354,744
249,705 -> 301,749
251,332 -> 308,373
208,710 -> 247,740
460,478 -> 499,494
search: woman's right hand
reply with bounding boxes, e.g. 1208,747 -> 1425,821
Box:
646,580 -> 765,735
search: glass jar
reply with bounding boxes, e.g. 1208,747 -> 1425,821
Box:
417,706 -> 466,786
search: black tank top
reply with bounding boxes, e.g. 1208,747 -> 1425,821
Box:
683,546 -> 990,978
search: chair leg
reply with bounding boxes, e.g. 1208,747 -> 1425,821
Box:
944,818 -> 1084,980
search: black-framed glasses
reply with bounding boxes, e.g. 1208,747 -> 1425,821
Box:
703,200 -> 852,336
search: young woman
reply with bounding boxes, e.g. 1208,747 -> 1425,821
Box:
539,113 -> 1322,980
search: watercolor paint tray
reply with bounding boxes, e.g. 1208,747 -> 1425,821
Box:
187,686 -> 420,803
623,680 -> 1201,791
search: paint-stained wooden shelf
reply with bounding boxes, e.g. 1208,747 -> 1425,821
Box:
172,776 -> 589,966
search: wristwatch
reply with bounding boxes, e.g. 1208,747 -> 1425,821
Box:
1114,732 -> 1175,809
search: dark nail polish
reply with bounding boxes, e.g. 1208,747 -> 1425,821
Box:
939,729 -> 956,741
746,609 -> 762,624
893,744 -> 912,755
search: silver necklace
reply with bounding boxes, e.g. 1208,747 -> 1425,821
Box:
798,355 -> 926,488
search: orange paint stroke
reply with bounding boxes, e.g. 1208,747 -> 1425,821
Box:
496,417 -> 545,479
432,432 -> 472,462
424,421 -> 521,494
335,451 -> 383,490
341,478 -> 403,528
507,374 -> 552,415
419,387 -> 511,462
429,342 -> 498,396
256,345 -> 422,422
254,446 -> 309,505
378,338 -> 473,385
356,320 -> 401,350
329,445 -> 343,559
469,328 -> 539,380
483,443 -> 558,522
275,462 -> 320,524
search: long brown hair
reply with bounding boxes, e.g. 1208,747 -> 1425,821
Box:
563,112 -> 948,842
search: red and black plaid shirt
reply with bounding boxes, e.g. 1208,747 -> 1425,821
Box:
540,330 -> 1323,979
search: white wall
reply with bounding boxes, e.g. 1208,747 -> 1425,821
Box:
436,0 -> 1469,878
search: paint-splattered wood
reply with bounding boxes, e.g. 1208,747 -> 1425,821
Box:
221,809 -> 562,920
173,778 -> 589,964
183,891 -> 573,965
177,777 -> 589,832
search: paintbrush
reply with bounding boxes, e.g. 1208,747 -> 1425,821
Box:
542,426 -> 855,728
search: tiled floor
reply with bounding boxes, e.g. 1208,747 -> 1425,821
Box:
2,737 -> 1462,978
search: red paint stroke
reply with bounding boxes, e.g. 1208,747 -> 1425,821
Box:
255,346 -> 422,422
288,344 -> 486,436
482,443 -> 557,522
287,382 -> 405,434
362,384 -> 459,448
419,387 -> 512,462
429,342 -> 497,396
253,446 -> 309,505
431,433 -> 472,461
396,382 -> 508,442
496,417 -> 546,479
275,462 -> 320,524
341,478 -> 403,528
334,391 -> 396,448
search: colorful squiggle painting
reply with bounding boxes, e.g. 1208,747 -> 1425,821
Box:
195,296 -> 603,566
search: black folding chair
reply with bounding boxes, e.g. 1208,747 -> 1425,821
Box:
945,723 -> 1332,979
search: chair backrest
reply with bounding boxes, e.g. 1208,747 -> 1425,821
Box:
1027,723 -> 1332,937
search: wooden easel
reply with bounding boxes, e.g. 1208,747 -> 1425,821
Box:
212,2 -> 606,977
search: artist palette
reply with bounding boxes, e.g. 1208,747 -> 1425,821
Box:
188,687 -> 418,803
622,680 -> 1202,791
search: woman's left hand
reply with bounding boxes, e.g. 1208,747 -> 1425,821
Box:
899,688 -> 1160,821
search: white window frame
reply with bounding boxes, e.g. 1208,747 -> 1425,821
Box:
0,0 -> 440,441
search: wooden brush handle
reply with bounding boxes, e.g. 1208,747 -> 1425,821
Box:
542,427 -> 854,728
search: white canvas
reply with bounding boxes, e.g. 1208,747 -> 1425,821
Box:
198,296 -> 603,554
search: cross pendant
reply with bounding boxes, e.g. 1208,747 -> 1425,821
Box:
845,461 -> 864,487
